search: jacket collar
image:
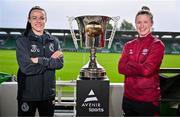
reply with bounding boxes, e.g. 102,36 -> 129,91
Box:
138,33 -> 152,41
28,30 -> 53,43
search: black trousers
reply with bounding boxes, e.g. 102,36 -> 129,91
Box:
177,104 -> 180,116
18,98 -> 55,117
122,97 -> 160,117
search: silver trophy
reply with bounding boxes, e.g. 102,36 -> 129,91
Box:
68,15 -> 119,79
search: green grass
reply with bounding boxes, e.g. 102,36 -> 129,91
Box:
0,50 -> 180,83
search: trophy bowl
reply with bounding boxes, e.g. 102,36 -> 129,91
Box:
68,15 -> 119,79
85,22 -> 102,38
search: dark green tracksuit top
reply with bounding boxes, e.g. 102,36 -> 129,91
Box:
16,30 -> 64,101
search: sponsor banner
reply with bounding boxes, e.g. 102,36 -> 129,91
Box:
76,79 -> 109,116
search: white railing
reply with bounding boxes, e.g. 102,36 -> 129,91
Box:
55,80 -> 76,117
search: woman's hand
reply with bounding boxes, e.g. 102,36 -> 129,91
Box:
51,51 -> 63,59
31,57 -> 38,63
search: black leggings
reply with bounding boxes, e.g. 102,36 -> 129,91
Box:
122,97 -> 160,116
18,98 -> 55,117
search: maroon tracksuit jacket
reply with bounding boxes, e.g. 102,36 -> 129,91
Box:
118,33 -> 165,104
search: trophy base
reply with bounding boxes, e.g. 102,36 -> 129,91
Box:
79,68 -> 107,80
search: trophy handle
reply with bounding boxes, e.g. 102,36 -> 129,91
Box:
67,17 -> 79,49
107,16 -> 120,49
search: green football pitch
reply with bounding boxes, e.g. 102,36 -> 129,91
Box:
0,50 -> 179,83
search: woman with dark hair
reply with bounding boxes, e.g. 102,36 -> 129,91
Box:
118,6 -> 165,116
23,6 -> 47,37
16,6 -> 64,116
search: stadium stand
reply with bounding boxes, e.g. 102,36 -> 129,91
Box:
0,28 -> 180,54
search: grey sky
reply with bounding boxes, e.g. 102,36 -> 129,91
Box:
0,0 -> 180,32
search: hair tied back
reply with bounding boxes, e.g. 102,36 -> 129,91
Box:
141,6 -> 150,12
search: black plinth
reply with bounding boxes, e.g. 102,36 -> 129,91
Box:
76,77 -> 109,117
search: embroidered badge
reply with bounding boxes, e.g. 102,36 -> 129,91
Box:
21,102 -> 29,112
31,45 -> 40,53
129,49 -> 133,54
49,43 -> 54,52
142,48 -> 148,55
